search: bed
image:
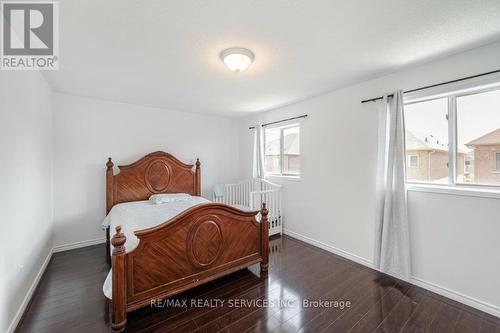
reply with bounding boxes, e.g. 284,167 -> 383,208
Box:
103,151 -> 269,333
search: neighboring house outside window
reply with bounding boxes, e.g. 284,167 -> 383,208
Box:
465,129 -> 500,183
405,131 -> 467,184
264,124 -> 300,177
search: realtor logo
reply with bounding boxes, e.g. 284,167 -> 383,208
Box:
1,1 -> 59,70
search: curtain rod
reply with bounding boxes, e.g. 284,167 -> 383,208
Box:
361,69 -> 500,104
248,114 -> 308,130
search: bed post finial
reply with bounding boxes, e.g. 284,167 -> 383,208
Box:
111,225 -> 127,332
107,157 -> 114,169
195,158 -> 201,196
106,158 -> 115,214
261,202 -> 268,218
106,157 -> 115,266
111,225 -> 126,254
260,203 -> 269,273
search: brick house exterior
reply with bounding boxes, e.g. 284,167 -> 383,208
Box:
465,128 -> 500,185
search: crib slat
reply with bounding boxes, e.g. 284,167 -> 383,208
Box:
215,178 -> 282,235
225,185 -> 228,205
245,181 -> 247,206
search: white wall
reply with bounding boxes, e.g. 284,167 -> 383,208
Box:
238,41 -> 500,315
408,190 -> 500,313
0,71 -> 54,332
53,93 -> 240,247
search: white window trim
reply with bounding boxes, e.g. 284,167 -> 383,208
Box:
407,183 -> 500,200
266,174 -> 301,182
405,81 -> 500,192
404,72 -> 500,104
263,122 -> 301,178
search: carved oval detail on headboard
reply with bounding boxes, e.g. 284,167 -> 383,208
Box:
145,160 -> 171,193
187,216 -> 224,269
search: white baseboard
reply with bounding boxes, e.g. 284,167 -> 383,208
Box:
284,228 -> 500,319
410,276 -> 500,318
7,249 -> 53,333
8,237 -> 106,332
283,228 -> 375,269
53,237 -> 105,253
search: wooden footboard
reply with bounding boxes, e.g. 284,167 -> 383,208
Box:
110,203 -> 269,332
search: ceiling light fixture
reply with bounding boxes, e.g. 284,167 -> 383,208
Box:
220,47 -> 255,72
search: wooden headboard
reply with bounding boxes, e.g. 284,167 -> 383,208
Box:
106,151 -> 201,213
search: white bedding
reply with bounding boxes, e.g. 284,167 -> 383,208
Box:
102,195 -> 210,299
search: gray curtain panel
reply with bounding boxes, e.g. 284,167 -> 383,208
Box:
374,90 -> 411,280
252,125 -> 265,179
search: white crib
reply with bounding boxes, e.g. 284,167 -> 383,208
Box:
213,178 -> 283,236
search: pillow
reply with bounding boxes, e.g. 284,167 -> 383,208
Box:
149,193 -> 190,204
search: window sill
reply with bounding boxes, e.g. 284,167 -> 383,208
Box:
266,175 -> 301,182
406,183 -> 500,199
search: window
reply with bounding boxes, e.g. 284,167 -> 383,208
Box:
404,85 -> 500,187
456,88 -> 500,185
495,153 -> 500,172
464,160 -> 472,174
264,127 -> 281,174
404,98 -> 449,184
407,155 -> 419,168
264,123 -> 300,176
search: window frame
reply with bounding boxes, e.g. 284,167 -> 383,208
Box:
407,154 -> 419,168
494,152 -> 500,172
464,160 -> 471,174
263,122 -> 301,178
404,83 -> 500,189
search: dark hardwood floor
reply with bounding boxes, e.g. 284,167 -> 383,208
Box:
16,235 -> 500,333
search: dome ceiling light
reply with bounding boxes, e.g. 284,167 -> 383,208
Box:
220,47 -> 255,72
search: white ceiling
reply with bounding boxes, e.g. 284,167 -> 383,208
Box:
45,0 -> 500,116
